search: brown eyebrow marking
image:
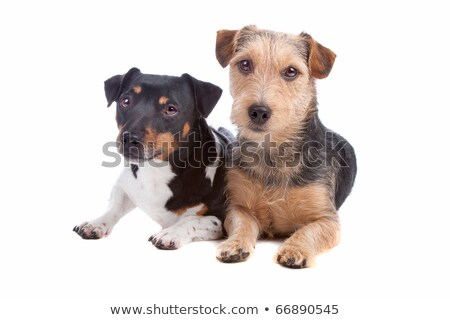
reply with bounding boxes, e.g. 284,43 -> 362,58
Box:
182,123 -> 190,138
159,96 -> 168,105
133,86 -> 142,94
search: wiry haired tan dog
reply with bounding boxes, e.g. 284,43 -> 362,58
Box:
215,26 -> 357,268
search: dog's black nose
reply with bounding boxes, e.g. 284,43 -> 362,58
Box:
248,105 -> 272,125
122,131 -> 140,146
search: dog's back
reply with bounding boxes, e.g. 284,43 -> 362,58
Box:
300,115 -> 357,209
328,131 -> 357,209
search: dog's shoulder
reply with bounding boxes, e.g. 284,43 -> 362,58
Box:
164,118 -> 233,220
295,114 -> 357,208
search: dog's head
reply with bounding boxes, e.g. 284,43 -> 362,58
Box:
216,25 -> 336,142
104,68 -> 222,162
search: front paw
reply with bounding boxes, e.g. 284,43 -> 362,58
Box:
73,221 -> 109,239
149,231 -> 185,250
216,238 -> 254,263
275,244 -> 309,269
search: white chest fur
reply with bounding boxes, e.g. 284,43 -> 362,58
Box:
117,161 -> 179,228
75,138 -> 224,245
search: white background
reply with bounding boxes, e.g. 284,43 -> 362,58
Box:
1,0 -> 449,319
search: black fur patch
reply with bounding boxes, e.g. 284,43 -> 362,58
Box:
103,68 -> 233,222
165,118 -> 230,221
131,164 -> 139,179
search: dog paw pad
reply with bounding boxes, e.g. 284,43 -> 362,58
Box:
216,239 -> 253,263
149,231 -> 184,250
73,221 -> 108,239
275,245 -> 309,269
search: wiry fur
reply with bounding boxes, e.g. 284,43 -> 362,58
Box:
215,26 -> 356,268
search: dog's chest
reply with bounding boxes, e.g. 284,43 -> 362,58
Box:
117,163 -> 179,228
227,168 -> 330,237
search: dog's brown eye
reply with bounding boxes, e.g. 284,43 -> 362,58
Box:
283,67 -> 299,79
120,96 -> 131,108
238,60 -> 252,73
164,104 -> 178,116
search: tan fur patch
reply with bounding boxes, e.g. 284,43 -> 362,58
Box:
159,96 -> 168,105
182,123 -> 190,138
155,132 -> 174,148
174,207 -> 187,216
196,205 -> 208,216
224,168 -> 339,263
144,128 -> 157,142
144,129 -> 177,160
155,132 -> 176,160
133,86 -> 142,94
173,204 -> 208,216
226,168 -> 336,237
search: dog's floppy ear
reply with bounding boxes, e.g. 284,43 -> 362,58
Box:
104,67 -> 141,107
104,75 -> 122,107
182,73 -> 222,118
301,33 -> 336,79
216,29 -> 238,68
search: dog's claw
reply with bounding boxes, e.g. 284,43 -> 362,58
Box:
216,239 -> 253,263
276,246 -> 309,269
150,237 -> 178,250
73,222 -> 105,240
218,248 -> 250,263
286,257 -> 296,265
229,254 -> 241,262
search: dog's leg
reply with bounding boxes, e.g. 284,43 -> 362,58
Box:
275,216 -> 340,268
149,215 -> 223,250
73,184 -> 136,239
216,210 -> 260,263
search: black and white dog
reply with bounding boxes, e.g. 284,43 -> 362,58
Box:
74,68 -> 233,249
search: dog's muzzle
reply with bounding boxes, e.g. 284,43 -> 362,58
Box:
120,131 -> 163,160
121,131 -> 144,159
248,104 -> 272,125
247,104 -> 272,131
